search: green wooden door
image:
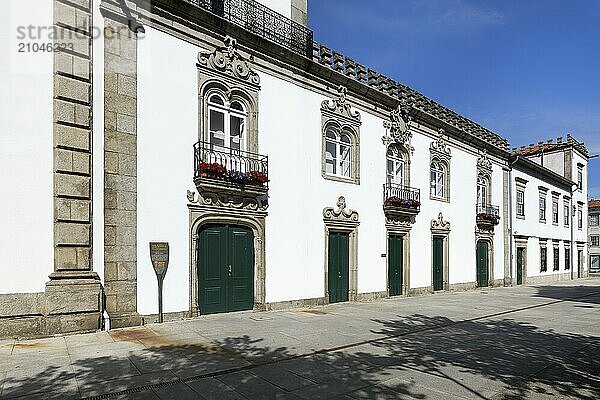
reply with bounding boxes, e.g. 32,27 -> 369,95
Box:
198,225 -> 254,314
516,247 -> 524,285
328,232 -> 349,303
388,235 -> 403,296
476,241 -> 489,287
433,237 -> 444,291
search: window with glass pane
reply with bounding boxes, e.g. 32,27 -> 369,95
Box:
339,133 -> 352,178
577,170 -> 582,189
565,248 -> 570,270
553,247 -> 559,270
552,201 -> 559,224
540,247 -> 547,272
591,255 -> 600,270
539,197 -> 546,221
325,130 -> 337,175
477,176 -> 488,207
564,205 -> 570,226
591,236 -> 600,246
207,95 -> 247,154
386,146 -> 404,186
430,161 -> 445,199
516,190 -> 525,216
590,214 -> 599,226
578,209 -> 583,228
324,127 -> 354,179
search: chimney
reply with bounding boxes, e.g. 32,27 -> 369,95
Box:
291,0 -> 308,26
557,137 -> 563,144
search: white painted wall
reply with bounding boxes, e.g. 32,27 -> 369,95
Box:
0,0 -> 53,293
512,167 -> 573,277
137,27 -> 200,315
256,0 -> 291,19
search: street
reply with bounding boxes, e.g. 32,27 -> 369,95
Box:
1,279 -> 599,399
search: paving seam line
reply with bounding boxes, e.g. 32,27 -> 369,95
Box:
80,290 -> 600,400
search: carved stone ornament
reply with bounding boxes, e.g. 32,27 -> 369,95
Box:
197,36 -> 260,86
385,216 -> 412,228
187,190 -> 268,212
431,212 -> 451,231
430,129 -> 451,159
477,149 -> 493,173
382,101 -> 414,153
323,196 -> 359,222
321,86 -> 361,124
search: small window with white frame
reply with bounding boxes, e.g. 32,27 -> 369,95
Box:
324,124 -> 355,179
539,196 -> 546,222
516,189 -> 525,218
430,160 -> 448,200
577,166 -> 583,190
591,236 -> 600,247
552,200 -> 559,225
578,206 -> 583,229
590,214 -> 599,226
564,202 -> 570,227
386,145 -> 406,186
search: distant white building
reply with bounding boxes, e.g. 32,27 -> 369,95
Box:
0,0 -> 590,338
589,200 -> 600,272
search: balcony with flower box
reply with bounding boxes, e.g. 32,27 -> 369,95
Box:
383,183 -> 421,222
476,204 -> 500,231
193,141 -> 269,199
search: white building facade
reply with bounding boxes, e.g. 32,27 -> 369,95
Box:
0,0 -> 590,337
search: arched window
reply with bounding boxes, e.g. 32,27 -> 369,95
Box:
207,93 -> 247,152
324,124 -> 355,179
386,145 -> 405,186
477,175 -> 489,207
430,160 -> 446,199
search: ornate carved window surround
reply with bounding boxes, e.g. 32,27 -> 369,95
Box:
323,196 -> 360,303
429,129 -> 452,202
321,86 -> 361,185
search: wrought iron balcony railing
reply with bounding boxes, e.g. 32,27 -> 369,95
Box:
184,0 -> 314,58
476,204 -> 500,216
194,141 -> 268,189
476,203 -> 500,225
383,183 -> 421,209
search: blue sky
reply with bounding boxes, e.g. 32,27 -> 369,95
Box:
308,0 -> 600,198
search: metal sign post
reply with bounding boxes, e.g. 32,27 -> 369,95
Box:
149,242 -> 169,323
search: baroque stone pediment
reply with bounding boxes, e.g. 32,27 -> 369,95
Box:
431,212 -> 451,231
323,196 -> 359,224
197,36 -> 260,86
430,129 -> 451,160
382,101 -> 414,153
477,149 -> 493,174
321,86 -> 361,125
187,190 -> 268,212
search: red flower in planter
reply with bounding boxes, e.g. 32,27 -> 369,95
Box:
385,196 -> 421,209
477,212 -> 500,224
248,170 -> 268,186
198,162 -> 226,178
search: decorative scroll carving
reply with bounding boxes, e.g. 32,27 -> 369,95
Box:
477,149 -> 493,174
430,129 -> 451,161
323,196 -> 359,223
431,212 -> 451,231
197,36 -> 260,86
187,190 -> 268,212
385,216 -> 413,228
321,86 -> 361,124
382,101 -> 414,153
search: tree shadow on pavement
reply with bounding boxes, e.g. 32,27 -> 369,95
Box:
533,284 -> 600,305
1,312 -> 599,399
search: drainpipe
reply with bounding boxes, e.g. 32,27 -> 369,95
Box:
508,156 -> 519,285
571,184 -> 576,279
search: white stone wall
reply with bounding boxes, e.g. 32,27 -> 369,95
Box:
512,167 -> 574,277
0,0 -> 54,293
134,26 -> 508,313
256,0 -> 291,19
136,27 -> 200,315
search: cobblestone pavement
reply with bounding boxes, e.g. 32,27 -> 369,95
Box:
1,279 -> 599,399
